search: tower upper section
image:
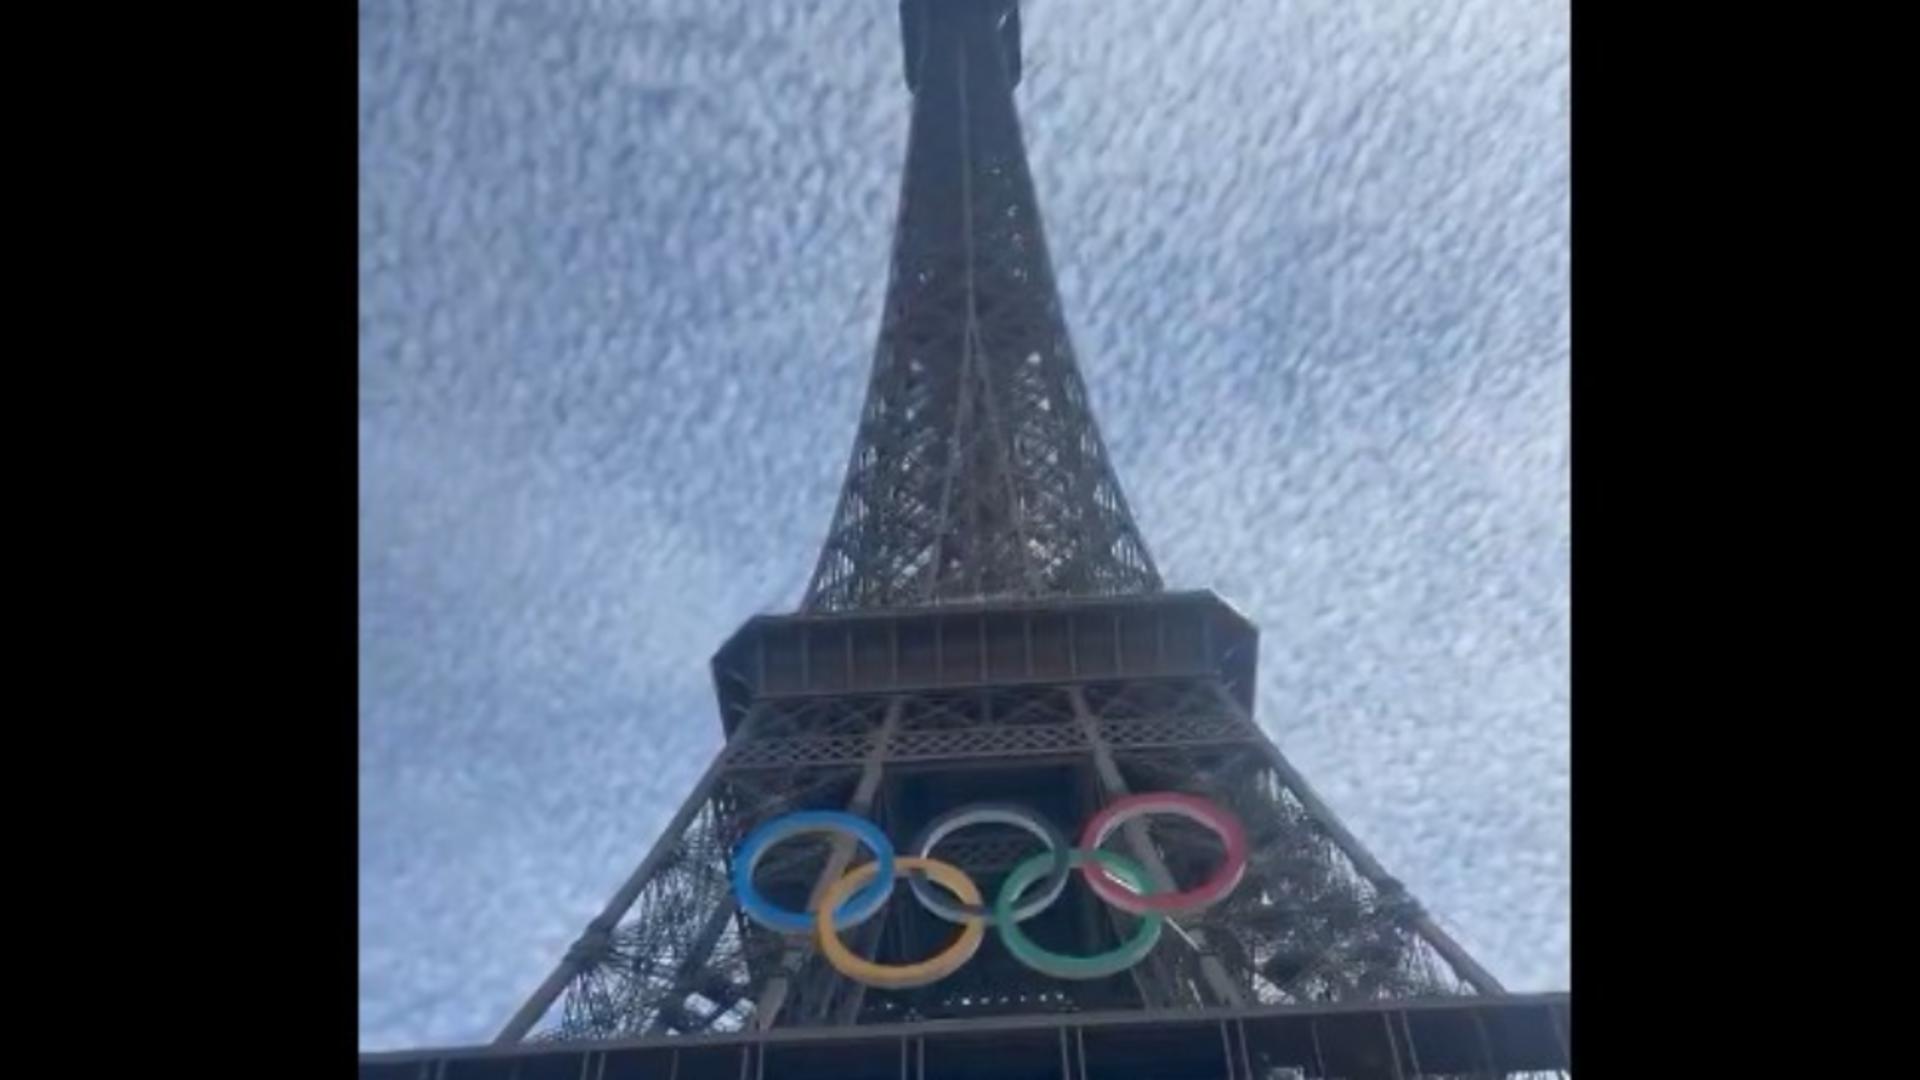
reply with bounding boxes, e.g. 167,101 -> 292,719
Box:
901,0 -> 1020,92
803,0 -> 1161,612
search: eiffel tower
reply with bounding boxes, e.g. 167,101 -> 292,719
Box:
361,2 -> 1569,1076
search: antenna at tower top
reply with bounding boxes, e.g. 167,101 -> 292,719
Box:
900,0 -> 1021,93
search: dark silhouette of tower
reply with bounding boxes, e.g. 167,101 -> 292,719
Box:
361,2 -> 1569,1076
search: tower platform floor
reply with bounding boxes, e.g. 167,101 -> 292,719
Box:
361,992 -> 1570,1079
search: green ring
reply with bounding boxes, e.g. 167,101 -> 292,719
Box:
995,848 -> 1165,980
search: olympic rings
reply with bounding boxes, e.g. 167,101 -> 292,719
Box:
996,849 -> 1164,980
1079,791 -> 1248,916
729,792 -> 1244,987
732,810 -> 896,934
814,857 -> 988,989
907,802 -> 1072,925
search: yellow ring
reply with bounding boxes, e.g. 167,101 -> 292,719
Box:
813,856 -> 986,989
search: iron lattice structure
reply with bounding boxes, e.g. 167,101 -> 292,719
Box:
363,3 -> 1569,1077
803,0 -> 1159,611
500,595 -> 1508,1049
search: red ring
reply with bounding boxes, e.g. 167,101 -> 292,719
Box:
1077,792 -> 1248,915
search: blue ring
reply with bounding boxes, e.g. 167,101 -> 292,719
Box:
731,810 -> 897,934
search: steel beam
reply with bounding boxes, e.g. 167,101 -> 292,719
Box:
752,699 -> 902,1028
1070,686 -> 1247,1009
493,715 -> 753,1044
372,993 -> 1573,1079
1208,682 -> 1506,996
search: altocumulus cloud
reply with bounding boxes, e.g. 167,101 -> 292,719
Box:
359,0 -> 1567,1050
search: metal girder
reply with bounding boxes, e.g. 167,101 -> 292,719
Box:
367,993 -> 1574,1079
804,0 -> 1158,612
710,591 -> 1260,737
752,701 -> 903,1029
1070,685 -> 1245,1010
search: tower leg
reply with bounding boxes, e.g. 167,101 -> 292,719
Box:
493,733 -> 743,1043
752,699 -> 902,1028
1208,683 -> 1505,996
643,900 -> 741,1035
1071,685 -> 1248,1009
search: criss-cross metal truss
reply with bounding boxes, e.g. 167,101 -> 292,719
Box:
493,594 -> 1512,1059
550,686 -> 1491,1036
469,3 -> 1559,1077
804,0 -> 1159,611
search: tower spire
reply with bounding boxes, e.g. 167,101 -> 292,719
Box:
804,0 -> 1160,611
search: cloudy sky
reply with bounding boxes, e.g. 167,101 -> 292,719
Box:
359,0 -> 1568,1051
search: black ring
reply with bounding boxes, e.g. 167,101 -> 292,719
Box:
905,802 -> 1073,924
